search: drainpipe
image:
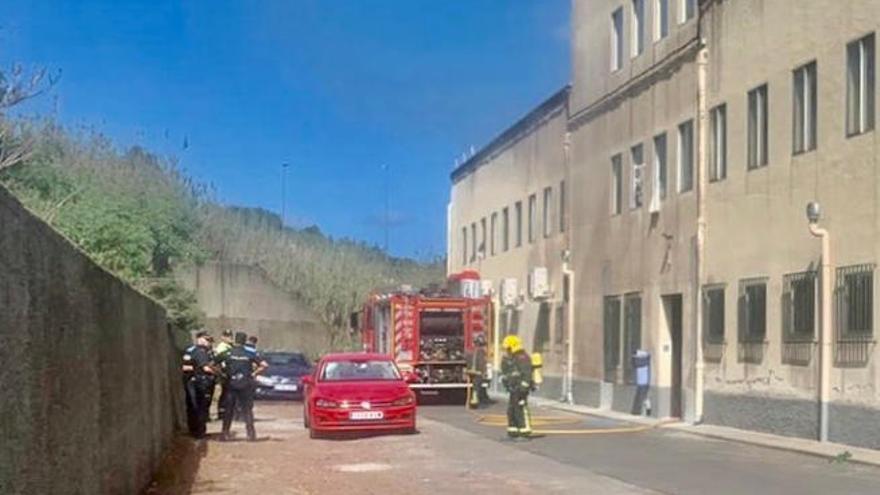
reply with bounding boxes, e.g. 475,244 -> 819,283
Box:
807,203 -> 832,442
562,260 -> 575,404
693,44 -> 709,423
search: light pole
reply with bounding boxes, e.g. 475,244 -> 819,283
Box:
381,163 -> 390,254
281,162 -> 290,226
806,201 -> 832,443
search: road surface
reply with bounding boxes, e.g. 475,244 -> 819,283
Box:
148,401 -> 880,494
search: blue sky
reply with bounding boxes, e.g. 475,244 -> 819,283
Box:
2,0 -> 570,259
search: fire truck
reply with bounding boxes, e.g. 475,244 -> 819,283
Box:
353,271 -> 494,401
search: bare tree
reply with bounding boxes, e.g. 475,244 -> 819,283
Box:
0,64 -> 60,171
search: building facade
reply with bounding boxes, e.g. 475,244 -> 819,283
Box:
448,0 -> 880,449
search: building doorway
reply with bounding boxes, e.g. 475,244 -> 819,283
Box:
662,294 -> 683,418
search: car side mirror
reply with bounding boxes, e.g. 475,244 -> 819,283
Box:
301,376 -> 314,386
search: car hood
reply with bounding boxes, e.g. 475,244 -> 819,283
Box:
265,365 -> 311,379
313,380 -> 410,401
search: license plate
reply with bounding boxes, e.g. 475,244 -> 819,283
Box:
350,411 -> 384,420
275,384 -> 298,392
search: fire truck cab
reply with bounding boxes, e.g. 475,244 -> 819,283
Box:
353,272 -> 493,402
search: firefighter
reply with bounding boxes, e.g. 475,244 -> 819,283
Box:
500,335 -> 533,440
214,329 -> 234,420
217,332 -> 268,441
466,334 -> 491,409
182,331 -> 216,439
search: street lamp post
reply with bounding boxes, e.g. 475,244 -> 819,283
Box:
806,201 -> 832,443
281,162 -> 290,226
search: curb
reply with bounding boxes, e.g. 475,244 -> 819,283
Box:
502,393 -> 880,469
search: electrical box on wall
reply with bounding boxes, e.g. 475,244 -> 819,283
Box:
529,267 -> 551,299
500,278 -> 518,307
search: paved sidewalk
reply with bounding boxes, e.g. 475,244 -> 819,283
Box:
521,394 -> 880,468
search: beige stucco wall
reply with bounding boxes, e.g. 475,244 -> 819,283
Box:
700,0 -> 880,409
448,97 -> 570,375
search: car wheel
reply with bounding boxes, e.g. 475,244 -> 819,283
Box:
303,408 -> 310,429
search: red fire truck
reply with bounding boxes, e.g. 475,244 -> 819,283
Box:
353,272 -> 493,401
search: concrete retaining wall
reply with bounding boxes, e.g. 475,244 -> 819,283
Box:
0,186 -> 183,494
177,262 -> 331,355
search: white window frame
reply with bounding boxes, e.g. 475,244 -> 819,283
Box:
630,144 -> 644,209
793,62 -> 818,154
611,154 -> 623,215
847,34 -> 875,137
748,84 -> 769,169
502,207 -> 510,252
542,186 -> 553,238
653,133 -> 667,202
679,0 -> 695,24
528,193 -> 537,243
710,104 -> 727,181
655,0 -> 669,41
678,120 -> 694,193
611,7 -> 624,72
632,0 -> 645,58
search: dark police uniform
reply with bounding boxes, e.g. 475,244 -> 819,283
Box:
183,344 -> 214,438
218,345 -> 262,440
501,349 -> 533,438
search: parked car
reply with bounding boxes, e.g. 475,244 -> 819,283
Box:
302,352 -> 417,438
254,352 -> 312,400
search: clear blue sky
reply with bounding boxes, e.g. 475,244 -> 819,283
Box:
2,0 -> 570,260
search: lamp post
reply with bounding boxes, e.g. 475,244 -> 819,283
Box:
281,162 -> 290,226
806,201 -> 832,442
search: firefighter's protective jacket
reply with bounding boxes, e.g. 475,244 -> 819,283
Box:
501,349 -> 533,393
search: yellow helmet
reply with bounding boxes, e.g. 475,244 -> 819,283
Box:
502,335 -> 522,352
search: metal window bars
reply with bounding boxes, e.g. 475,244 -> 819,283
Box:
738,277 -> 768,364
835,263 -> 876,367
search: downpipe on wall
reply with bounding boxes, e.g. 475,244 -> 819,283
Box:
562,259 -> 575,404
694,43 -> 709,424
808,216 -> 832,443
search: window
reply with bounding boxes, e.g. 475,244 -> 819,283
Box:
611,154 -> 623,214
847,34 -> 875,136
630,144 -> 644,209
710,104 -> 727,181
680,0 -> 695,24
623,293 -> 642,384
783,271 -> 816,342
738,278 -> 767,343
611,7 -> 624,71
470,223 -> 477,262
559,180 -> 567,232
461,227 -> 468,265
515,201 -> 523,247
490,212 -> 498,256
703,286 -> 725,344
655,0 -> 668,41
528,194 -> 537,243
793,62 -> 818,153
837,264 -> 875,339
502,207 -> 510,252
747,84 -> 769,169
678,120 -> 694,192
653,133 -> 667,201
632,0 -> 645,57
479,218 -> 486,259
603,296 -> 622,381
542,186 -> 553,238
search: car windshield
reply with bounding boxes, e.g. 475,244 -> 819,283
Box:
264,353 -> 309,367
320,360 -> 401,381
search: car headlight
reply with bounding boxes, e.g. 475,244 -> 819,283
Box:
392,395 -> 415,406
315,398 -> 339,408
255,375 -> 275,386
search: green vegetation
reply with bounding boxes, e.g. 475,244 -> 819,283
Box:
0,121 -> 444,343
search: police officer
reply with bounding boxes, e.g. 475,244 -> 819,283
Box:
245,335 -> 259,355
214,330 -> 234,420
500,335 -> 533,440
182,331 -> 215,439
217,332 -> 268,441
466,334 -> 491,409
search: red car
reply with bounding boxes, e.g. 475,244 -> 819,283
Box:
302,352 -> 417,438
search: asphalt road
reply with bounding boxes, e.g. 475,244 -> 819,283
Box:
421,402 -> 880,495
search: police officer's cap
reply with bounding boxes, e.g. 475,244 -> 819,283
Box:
234,331 -> 248,345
